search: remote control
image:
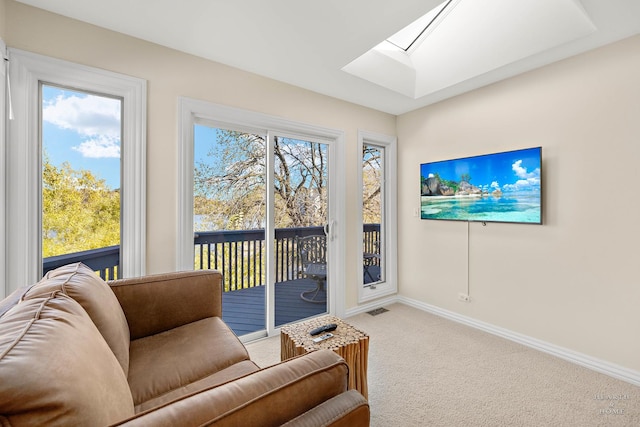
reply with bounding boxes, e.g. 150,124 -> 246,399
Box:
312,333 -> 334,343
309,323 -> 338,336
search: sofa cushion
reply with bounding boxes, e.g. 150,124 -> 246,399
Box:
135,360 -> 261,413
25,262 -> 130,374
117,350 -> 351,427
0,293 -> 135,426
128,316 -> 251,408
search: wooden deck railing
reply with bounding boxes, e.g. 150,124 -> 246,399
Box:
43,224 -> 381,289
363,223 -> 381,266
194,226 -> 326,291
43,245 -> 120,280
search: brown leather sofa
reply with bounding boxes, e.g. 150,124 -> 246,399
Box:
0,263 -> 369,426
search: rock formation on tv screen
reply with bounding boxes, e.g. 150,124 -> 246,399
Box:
421,176 -> 484,197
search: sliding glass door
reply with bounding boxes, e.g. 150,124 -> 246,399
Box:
272,135 -> 329,327
192,123 -> 331,337
193,125 -> 268,335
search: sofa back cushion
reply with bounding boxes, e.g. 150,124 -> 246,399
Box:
25,262 -> 130,374
0,293 -> 135,426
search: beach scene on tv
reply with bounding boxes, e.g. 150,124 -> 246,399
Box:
420,147 -> 542,224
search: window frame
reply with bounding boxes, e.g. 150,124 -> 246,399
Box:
5,49 -> 146,292
1,39 -> 7,298
357,130 -> 398,302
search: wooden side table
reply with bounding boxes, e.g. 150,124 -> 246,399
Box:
280,315 -> 369,399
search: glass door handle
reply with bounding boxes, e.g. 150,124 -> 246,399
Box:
324,220 -> 335,240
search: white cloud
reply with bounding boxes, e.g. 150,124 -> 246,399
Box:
503,177 -> 540,192
490,181 -> 500,189
72,135 -> 120,158
512,160 -> 539,180
43,93 -> 121,158
503,160 -> 540,192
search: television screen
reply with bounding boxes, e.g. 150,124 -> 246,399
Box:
420,147 -> 542,224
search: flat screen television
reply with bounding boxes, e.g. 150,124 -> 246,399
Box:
420,147 -> 542,224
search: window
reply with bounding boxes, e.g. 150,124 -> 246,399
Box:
386,0 -> 453,51
5,49 -> 146,292
358,130 -> 397,302
362,143 -> 385,285
41,84 -> 123,279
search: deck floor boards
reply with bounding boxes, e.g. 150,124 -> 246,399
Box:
222,278 -> 327,336
222,266 -> 379,336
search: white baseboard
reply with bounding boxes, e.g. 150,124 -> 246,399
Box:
347,295 -> 640,387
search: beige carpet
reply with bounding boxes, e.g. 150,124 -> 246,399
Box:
246,304 -> 639,426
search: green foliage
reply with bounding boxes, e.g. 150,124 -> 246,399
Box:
195,242 -> 265,292
42,157 -> 120,257
442,179 -> 459,193
422,172 -> 459,193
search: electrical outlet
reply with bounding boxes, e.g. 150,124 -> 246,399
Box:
458,293 -> 470,302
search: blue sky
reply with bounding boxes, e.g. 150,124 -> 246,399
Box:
420,147 -> 541,193
42,85 -> 121,189
42,117 -> 244,189
194,124 -> 219,165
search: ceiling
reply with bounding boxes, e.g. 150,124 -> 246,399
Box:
15,0 -> 640,115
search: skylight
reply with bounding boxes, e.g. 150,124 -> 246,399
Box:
386,0 -> 452,51
342,0 -> 597,100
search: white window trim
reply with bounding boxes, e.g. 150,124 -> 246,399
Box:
6,49 -> 146,292
1,39 -> 7,298
177,97 -> 347,325
357,130 -> 398,302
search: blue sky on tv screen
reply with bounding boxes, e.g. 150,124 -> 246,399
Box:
420,147 -> 541,194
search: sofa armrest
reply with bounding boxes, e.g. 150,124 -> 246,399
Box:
282,390 -> 369,427
115,350 -> 366,427
108,270 -> 222,339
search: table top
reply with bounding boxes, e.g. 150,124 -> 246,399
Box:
304,263 -> 327,278
280,315 -> 368,352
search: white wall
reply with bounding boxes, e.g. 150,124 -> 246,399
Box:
397,35 -> 640,373
3,0 -> 396,309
